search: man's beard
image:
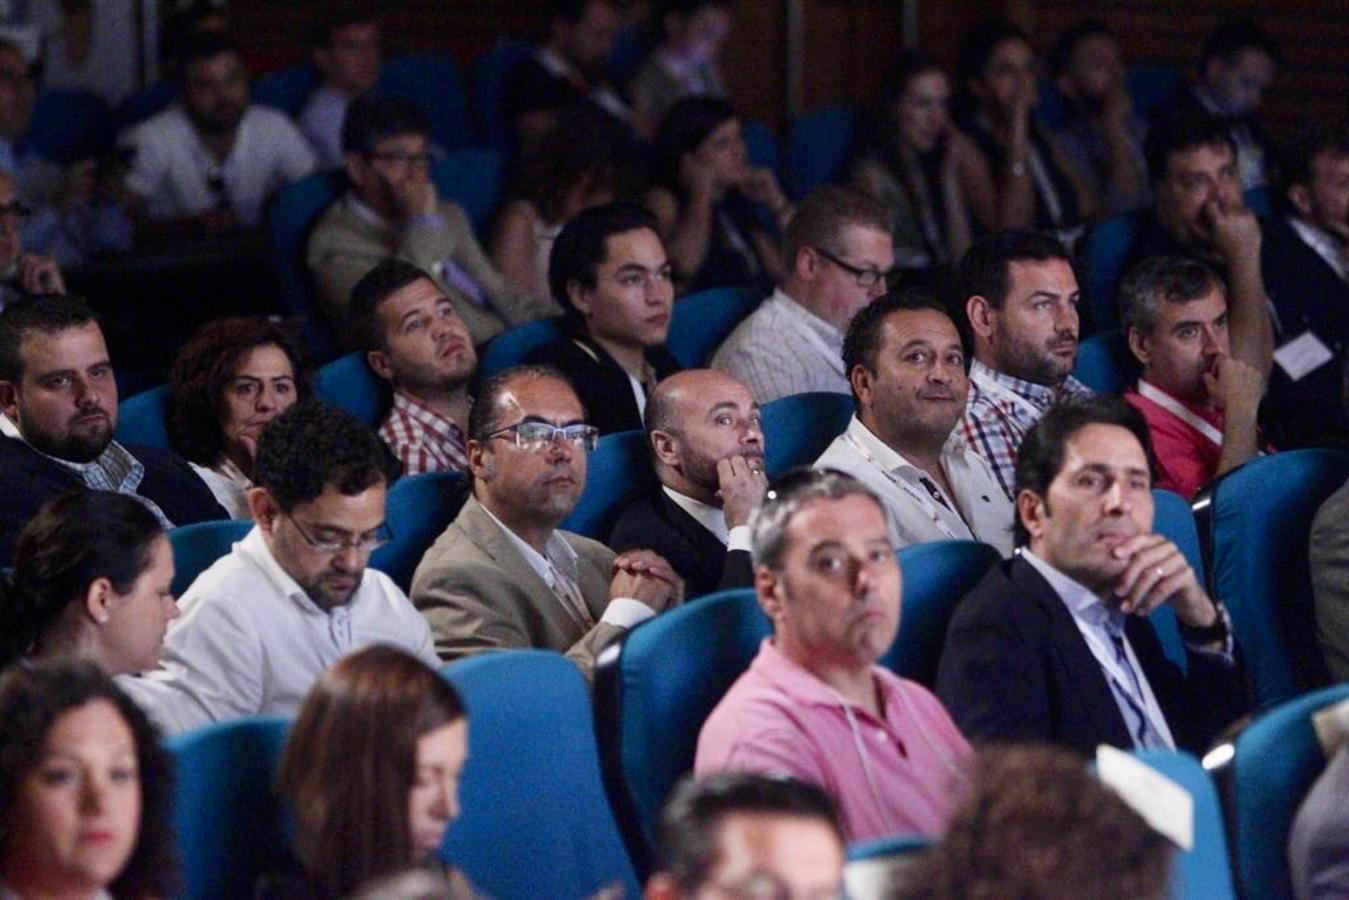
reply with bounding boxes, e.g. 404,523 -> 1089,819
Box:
26,423 -> 112,463
994,331 -> 1077,387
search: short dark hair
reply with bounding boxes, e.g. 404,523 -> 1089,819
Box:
1012,395 -> 1154,547
547,201 -> 659,316
0,294 -> 99,382
649,95 -> 739,194
1281,124 -> 1349,191
1048,18 -> 1115,80
176,28 -> 243,74
253,401 -> 395,512
1118,255 -> 1224,336
656,772 -> 844,892
958,230 -> 1071,311
341,93 -> 428,158
167,317 -> 314,466
468,364 -> 578,442
0,661 -> 178,897
310,3 -> 378,48
1201,19 -> 1281,69
781,184 -> 891,274
1144,109 -> 1237,184
842,287 -> 958,408
958,19 -> 1034,86
349,259 -> 437,353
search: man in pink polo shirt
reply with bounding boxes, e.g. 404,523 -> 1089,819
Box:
1120,254 -> 1270,500
694,468 -> 972,842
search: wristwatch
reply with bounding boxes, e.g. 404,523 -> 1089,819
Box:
1179,602 -> 1230,644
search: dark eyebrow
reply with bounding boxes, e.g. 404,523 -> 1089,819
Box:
517,414 -> 587,427
1080,462 -> 1150,479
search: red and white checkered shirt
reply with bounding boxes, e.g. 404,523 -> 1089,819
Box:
379,390 -> 469,475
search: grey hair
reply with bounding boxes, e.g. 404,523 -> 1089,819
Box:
749,468 -> 885,569
1118,255 -> 1225,336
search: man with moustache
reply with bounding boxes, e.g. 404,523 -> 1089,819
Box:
0,294 -> 225,562
937,396 -> 1249,756
817,289 -> 1013,555
1120,256 -> 1268,500
609,368 -> 765,598
410,365 -> 683,677
960,230 -> 1091,501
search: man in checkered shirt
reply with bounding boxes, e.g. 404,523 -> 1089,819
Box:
960,231 -> 1093,500
349,259 -> 476,475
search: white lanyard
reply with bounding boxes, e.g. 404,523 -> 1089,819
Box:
970,367 -> 1046,422
843,432 -> 968,541
1137,381 -> 1224,448
1072,617 -> 1176,749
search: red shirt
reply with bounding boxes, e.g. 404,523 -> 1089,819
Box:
1124,381 -> 1229,500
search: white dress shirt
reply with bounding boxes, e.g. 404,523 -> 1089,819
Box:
815,416 -> 1014,556
118,527 -> 437,736
711,288 -> 848,404
662,486 -> 752,551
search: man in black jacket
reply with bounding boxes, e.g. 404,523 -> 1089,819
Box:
0,294 -> 225,561
936,395 -> 1249,755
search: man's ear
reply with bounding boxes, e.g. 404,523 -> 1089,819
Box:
83,577 -> 113,625
650,429 -> 681,468
1287,184 -> 1313,220
755,566 -> 784,622
566,280 -> 592,317
795,246 -> 821,282
1126,326 -> 1151,367
1016,489 -> 1048,545
249,488 -> 280,532
0,379 -> 17,421
850,364 -> 874,411
366,348 -> 394,382
966,294 -> 996,341
343,153 -> 368,190
467,438 -> 492,483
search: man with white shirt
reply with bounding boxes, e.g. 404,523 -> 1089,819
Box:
712,185 -> 893,404
121,31 -> 316,238
118,401 -> 438,735
936,395 -> 1249,756
410,365 -> 683,678
610,368 -> 765,598
817,288 -> 1013,555
299,9 -> 382,169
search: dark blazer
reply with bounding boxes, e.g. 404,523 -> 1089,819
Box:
609,487 -> 754,600
935,556 -> 1250,757
0,435 -> 228,563
525,332 -> 681,436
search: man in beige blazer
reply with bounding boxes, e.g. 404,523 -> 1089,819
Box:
410,365 -> 682,676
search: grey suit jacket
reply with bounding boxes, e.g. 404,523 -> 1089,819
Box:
1310,479 -> 1349,681
410,495 -> 623,678
1289,745 -> 1349,900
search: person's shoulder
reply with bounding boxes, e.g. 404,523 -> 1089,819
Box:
128,104 -> 188,141
244,104 -> 308,137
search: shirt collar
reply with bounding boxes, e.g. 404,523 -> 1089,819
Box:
662,485 -> 728,544
970,358 -> 1063,407
0,412 -> 142,483
391,389 -> 467,439
755,637 -> 882,710
1021,547 -> 1120,631
1288,216 -> 1349,282
772,287 -> 843,344
479,501 -> 580,584
345,192 -> 391,231
1136,377 -> 1221,421
236,525 -> 339,618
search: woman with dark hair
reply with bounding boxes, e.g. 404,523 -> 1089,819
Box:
954,19 -> 1095,247
2,491 -> 176,675
849,52 -> 975,272
261,645 -> 470,898
167,317 -> 313,519
0,660 -> 178,899
645,96 -> 788,294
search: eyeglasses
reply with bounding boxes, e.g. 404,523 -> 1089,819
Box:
703,873 -> 844,900
285,514 -> 392,555
813,246 -> 894,290
370,150 -> 433,167
486,421 -> 599,453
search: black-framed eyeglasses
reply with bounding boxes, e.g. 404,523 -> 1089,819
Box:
813,246 -> 894,289
285,513 -> 392,555
486,421 -> 599,453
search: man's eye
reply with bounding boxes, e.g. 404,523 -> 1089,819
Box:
714,414 -> 734,426
905,351 -> 930,365
1177,326 -> 1198,340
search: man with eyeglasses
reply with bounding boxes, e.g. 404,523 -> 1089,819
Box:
309,94 -> 551,349
119,401 -> 438,735
712,185 -> 894,404
411,365 -> 683,678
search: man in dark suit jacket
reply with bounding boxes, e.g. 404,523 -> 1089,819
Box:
610,369 -> 763,598
0,295 -> 225,561
936,395 -> 1249,756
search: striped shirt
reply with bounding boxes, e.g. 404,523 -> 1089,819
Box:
378,390 -> 469,475
710,288 -> 847,404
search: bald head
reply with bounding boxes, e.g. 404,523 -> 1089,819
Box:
648,369 -> 764,503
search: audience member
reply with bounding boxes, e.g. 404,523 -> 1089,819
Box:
907,745 -> 1173,900
1120,255 -> 1267,499
0,660 -> 178,900
411,366 -> 682,677
954,20 -> 1093,247
610,368 -> 763,598
646,96 -> 788,294
1049,19 -> 1150,214
308,95 -> 546,348
28,0 -> 141,105
0,295 -> 226,563
119,402 -> 437,735
504,0 -> 632,149
262,645 -> 470,898
491,106 -> 634,306
0,171 -> 66,310
1287,696 -> 1349,900
168,316 -> 313,519
1182,19 -> 1279,189
300,6 -> 382,169
645,772 -> 846,900
349,259 -> 476,475
712,185 -> 892,403
2,491 -> 176,673
817,289 -> 1013,554
121,30 -> 316,237
696,468 -> 972,841
628,0 -> 733,139
1310,474 -> 1349,682
526,202 -> 681,435
960,230 -> 1090,500
848,52 -> 974,272
937,396 -> 1250,756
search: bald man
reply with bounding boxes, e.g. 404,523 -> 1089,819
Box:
610,369 -> 766,599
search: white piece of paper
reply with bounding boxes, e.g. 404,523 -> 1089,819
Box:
1274,331 -> 1335,382
1096,745 -> 1194,850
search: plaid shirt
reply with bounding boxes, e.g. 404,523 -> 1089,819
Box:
379,390 -> 469,475
961,359 -> 1092,500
